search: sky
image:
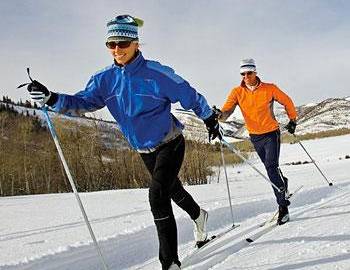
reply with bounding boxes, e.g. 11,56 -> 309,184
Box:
1,0 -> 349,121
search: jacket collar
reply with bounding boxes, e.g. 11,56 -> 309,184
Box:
113,51 -> 144,74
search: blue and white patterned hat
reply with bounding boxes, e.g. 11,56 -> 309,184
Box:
106,15 -> 143,42
240,58 -> 256,73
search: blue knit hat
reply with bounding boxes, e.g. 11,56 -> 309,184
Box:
106,15 -> 143,42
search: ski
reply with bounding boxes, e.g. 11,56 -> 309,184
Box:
259,185 -> 304,227
182,225 -> 243,266
245,220 -> 279,243
246,185 -> 304,242
196,224 -> 240,249
182,214 -> 290,268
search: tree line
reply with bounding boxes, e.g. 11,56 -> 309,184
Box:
0,104 -> 244,196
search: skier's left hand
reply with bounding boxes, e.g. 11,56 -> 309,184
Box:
27,80 -> 53,107
212,106 -> 223,119
204,110 -> 222,142
285,120 -> 297,134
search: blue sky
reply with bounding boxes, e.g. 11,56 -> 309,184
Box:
1,0 -> 349,120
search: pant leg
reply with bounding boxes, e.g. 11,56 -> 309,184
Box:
141,149 -> 178,270
167,135 -> 200,220
278,168 -> 289,192
140,135 -> 199,269
250,130 -> 289,207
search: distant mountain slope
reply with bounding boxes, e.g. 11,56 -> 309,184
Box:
2,96 -> 349,144
0,102 -> 129,149
295,97 -> 350,133
175,96 -> 350,140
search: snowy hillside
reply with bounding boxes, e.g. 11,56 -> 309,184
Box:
295,97 -> 350,133
176,96 -> 350,140
2,96 -> 349,144
1,102 -> 130,149
1,134 -> 350,270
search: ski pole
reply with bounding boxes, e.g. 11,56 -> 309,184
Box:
18,68 -> 109,270
219,141 -> 236,227
220,136 -> 283,193
42,107 -> 109,270
293,134 -> 333,186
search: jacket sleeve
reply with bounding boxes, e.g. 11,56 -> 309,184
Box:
220,88 -> 238,121
155,66 -> 213,120
51,76 -> 106,117
272,84 -> 298,120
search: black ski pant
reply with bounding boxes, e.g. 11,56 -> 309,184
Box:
140,134 -> 200,270
250,129 -> 289,207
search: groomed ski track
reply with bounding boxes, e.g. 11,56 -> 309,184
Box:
2,135 -> 350,270
4,182 -> 349,270
180,186 -> 350,269
139,183 -> 350,269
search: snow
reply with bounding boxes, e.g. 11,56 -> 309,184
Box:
1,134 -> 350,270
304,102 -> 317,107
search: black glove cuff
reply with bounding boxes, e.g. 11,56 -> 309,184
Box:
46,92 -> 58,106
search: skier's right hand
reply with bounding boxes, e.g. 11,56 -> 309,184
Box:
27,80 -> 58,107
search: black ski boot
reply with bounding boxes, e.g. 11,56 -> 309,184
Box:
277,206 -> 289,225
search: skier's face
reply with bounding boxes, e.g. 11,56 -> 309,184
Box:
107,41 -> 139,66
241,71 -> 257,86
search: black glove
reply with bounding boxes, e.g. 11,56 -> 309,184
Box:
27,80 -> 57,107
212,106 -> 223,119
285,120 -> 297,134
17,68 -> 57,107
204,110 -> 222,142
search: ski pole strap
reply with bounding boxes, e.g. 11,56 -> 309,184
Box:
17,67 -> 34,89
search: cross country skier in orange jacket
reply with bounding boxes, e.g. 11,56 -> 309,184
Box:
220,58 -> 298,225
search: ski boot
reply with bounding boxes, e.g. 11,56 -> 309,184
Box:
168,262 -> 181,270
277,205 -> 289,225
194,209 -> 208,246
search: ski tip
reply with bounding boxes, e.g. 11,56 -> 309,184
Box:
246,238 -> 254,243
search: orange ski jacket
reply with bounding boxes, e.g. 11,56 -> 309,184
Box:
221,79 -> 297,135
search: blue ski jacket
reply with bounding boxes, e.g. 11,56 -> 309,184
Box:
52,52 -> 212,150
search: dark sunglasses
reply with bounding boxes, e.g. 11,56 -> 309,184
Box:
240,71 -> 254,76
105,41 -> 132,49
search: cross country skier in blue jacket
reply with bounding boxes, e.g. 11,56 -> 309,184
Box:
25,15 -> 220,270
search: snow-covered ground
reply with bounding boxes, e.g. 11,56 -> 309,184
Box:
1,134 -> 349,270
